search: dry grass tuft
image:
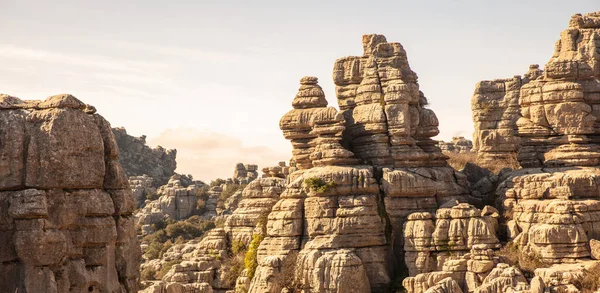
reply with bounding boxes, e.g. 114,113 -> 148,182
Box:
496,242 -> 548,275
444,151 -> 520,174
445,151 -> 478,171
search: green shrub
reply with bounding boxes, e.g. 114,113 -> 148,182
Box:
164,219 -> 214,240
140,266 -> 157,281
496,242 -> 548,274
144,240 -> 163,260
576,268 -> 600,293
220,242 -> 248,288
304,177 -> 337,193
231,240 -> 247,255
211,178 -> 226,187
220,184 -> 246,202
156,259 -> 179,279
244,233 -> 265,279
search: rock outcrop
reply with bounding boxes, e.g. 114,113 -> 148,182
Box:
113,127 -> 177,187
0,94 -> 140,292
129,174 -> 157,208
470,11 -> 600,293
233,163 -> 259,184
249,33 -> 474,292
140,172 -> 286,292
136,174 -> 206,234
438,137 -> 473,153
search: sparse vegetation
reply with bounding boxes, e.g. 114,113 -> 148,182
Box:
221,241 -> 248,288
142,217 -> 215,261
304,177 -> 337,193
444,151 -> 520,174
231,240 -> 247,255
244,233 -> 264,280
156,259 -> 179,279
220,183 -> 246,202
140,266 -> 157,281
211,178 -> 226,187
444,151 -> 478,171
272,251 -> 300,292
575,268 -> 600,293
195,185 -> 210,212
496,242 -> 548,275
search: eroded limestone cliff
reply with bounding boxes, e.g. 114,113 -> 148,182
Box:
0,94 -> 141,292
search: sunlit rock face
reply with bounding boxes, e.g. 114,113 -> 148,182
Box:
112,127 -> 177,187
0,94 -> 140,292
249,33 -> 470,293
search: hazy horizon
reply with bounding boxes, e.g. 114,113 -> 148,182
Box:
2,0 -> 598,181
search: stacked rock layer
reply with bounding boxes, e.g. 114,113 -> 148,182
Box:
0,94 -> 140,292
249,33 -> 474,292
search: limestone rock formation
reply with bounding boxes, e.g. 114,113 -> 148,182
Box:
129,174 -> 157,208
250,35 -> 473,291
402,204 -> 500,276
0,94 -> 140,292
113,127 -> 177,187
140,171 -> 286,292
469,11 -> 600,293
438,137 -> 474,153
224,177 -> 286,245
233,163 -> 259,184
135,174 -> 205,234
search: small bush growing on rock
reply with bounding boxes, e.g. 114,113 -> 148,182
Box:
156,259 -> 180,280
195,185 -> 210,212
221,243 -> 248,288
220,183 -> 246,202
304,177 -> 337,193
497,242 -> 548,275
444,151 -> 520,174
211,178 -> 226,187
245,233 -> 265,279
575,268 -> 600,293
272,251 -> 300,291
444,151 -> 477,171
140,266 -> 157,281
164,217 -> 215,240
232,240 -> 247,255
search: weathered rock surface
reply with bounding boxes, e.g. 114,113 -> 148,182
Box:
113,127 -> 177,187
472,11 -> 600,293
136,174 -> 205,234
141,170 -> 286,292
333,34 -> 448,168
438,137 -> 474,153
224,177 -> 285,245
129,174 -> 157,208
0,94 -> 140,292
233,163 -> 259,184
403,204 -> 500,276
251,36 -> 473,291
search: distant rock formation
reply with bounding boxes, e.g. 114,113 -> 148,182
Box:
113,127 -> 177,187
135,174 -> 206,235
0,94 -> 140,292
233,163 -> 259,184
438,136 -> 473,153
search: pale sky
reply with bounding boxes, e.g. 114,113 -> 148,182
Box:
1,0 -> 598,181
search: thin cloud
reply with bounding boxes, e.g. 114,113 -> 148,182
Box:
0,45 -> 170,73
147,128 -> 289,182
87,39 -> 245,63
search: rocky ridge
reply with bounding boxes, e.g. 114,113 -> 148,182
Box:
113,127 -> 177,187
0,94 -> 140,292
438,137 -> 474,153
